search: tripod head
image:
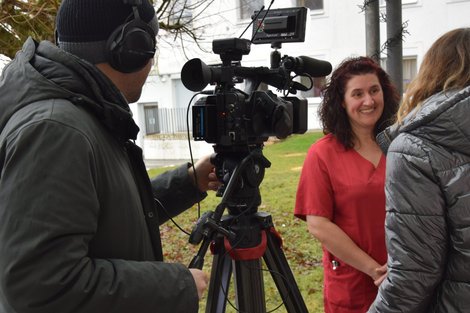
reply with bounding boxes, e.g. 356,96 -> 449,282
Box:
188,147 -> 271,268
212,145 -> 270,215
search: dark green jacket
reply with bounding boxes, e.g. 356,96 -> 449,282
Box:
0,38 -> 205,313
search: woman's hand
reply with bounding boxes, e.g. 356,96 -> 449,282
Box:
373,263 -> 387,286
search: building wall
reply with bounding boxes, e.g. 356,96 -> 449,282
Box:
0,54 -> 11,73
131,0 -> 470,159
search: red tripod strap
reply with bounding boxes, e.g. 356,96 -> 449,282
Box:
223,230 -> 267,261
269,227 -> 283,247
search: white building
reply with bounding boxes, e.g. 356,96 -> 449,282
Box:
132,0 -> 470,160
0,54 -> 10,72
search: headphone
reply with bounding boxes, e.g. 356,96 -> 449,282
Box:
106,0 -> 156,73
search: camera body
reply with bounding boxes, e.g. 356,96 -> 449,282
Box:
192,87 -> 307,146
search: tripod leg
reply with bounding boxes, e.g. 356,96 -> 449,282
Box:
263,228 -> 309,313
233,259 -> 266,313
206,238 -> 232,313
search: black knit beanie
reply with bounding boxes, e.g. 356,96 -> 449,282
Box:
56,0 -> 159,64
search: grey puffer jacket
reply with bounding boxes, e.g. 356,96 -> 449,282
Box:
368,85 -> 470,312
0,38 -> 206,313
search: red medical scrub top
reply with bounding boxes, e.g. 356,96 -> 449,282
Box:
295,134 -> 387,313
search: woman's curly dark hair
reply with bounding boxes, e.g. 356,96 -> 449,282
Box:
318,56 -> 400,149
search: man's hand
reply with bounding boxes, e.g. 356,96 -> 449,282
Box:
189,268 -> 209,300
188,154 -> 221,192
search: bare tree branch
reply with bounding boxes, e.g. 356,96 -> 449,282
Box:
0,0 -> 215,60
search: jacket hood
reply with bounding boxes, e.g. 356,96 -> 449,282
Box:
378,85 -> 470,156
0,37 -> 139,140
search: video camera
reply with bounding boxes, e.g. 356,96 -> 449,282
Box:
184,10 -> 332,311
181,7 -> 332,151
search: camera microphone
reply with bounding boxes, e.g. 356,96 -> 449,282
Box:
282,56 -> 332,77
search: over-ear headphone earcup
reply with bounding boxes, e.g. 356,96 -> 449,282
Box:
107,20 -> 156,73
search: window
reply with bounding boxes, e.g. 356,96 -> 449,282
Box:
295,75 -> 326,98
144,104 -> 160,135
379,0 -> 418,6
402,57 -> 417,91
380,56 -> 417,91
297,0 -> 324,10
169,0 -> 193,25
239,0 -> 264,20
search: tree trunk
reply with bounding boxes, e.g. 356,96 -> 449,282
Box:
386,0 -> 403,96
365,0 -> 380,63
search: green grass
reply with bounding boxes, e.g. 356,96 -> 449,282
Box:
148,131 -> 326,312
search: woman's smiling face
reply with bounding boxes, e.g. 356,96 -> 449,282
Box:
342,73 -> 384,134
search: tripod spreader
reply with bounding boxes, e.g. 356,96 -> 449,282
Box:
188,211 -> 236,269
204,212 -> 309,313
189,211 -> 236,246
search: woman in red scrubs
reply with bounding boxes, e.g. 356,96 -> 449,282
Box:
295,57 -> 400,313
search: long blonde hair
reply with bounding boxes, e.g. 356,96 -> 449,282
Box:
397,28 -> 470,123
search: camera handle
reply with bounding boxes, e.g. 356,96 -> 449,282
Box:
188,148 -> 309,313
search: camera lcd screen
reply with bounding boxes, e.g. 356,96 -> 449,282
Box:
251,7 -> 307,44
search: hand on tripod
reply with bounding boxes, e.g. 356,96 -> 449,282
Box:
188,154 -> 221,192
189,268 -> 209,299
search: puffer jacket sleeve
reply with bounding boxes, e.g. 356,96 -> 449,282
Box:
369,133 -> 447,312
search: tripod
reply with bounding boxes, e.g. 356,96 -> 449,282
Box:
189,148 -> 309,313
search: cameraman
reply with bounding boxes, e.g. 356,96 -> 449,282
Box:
0,0 -> 218,312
